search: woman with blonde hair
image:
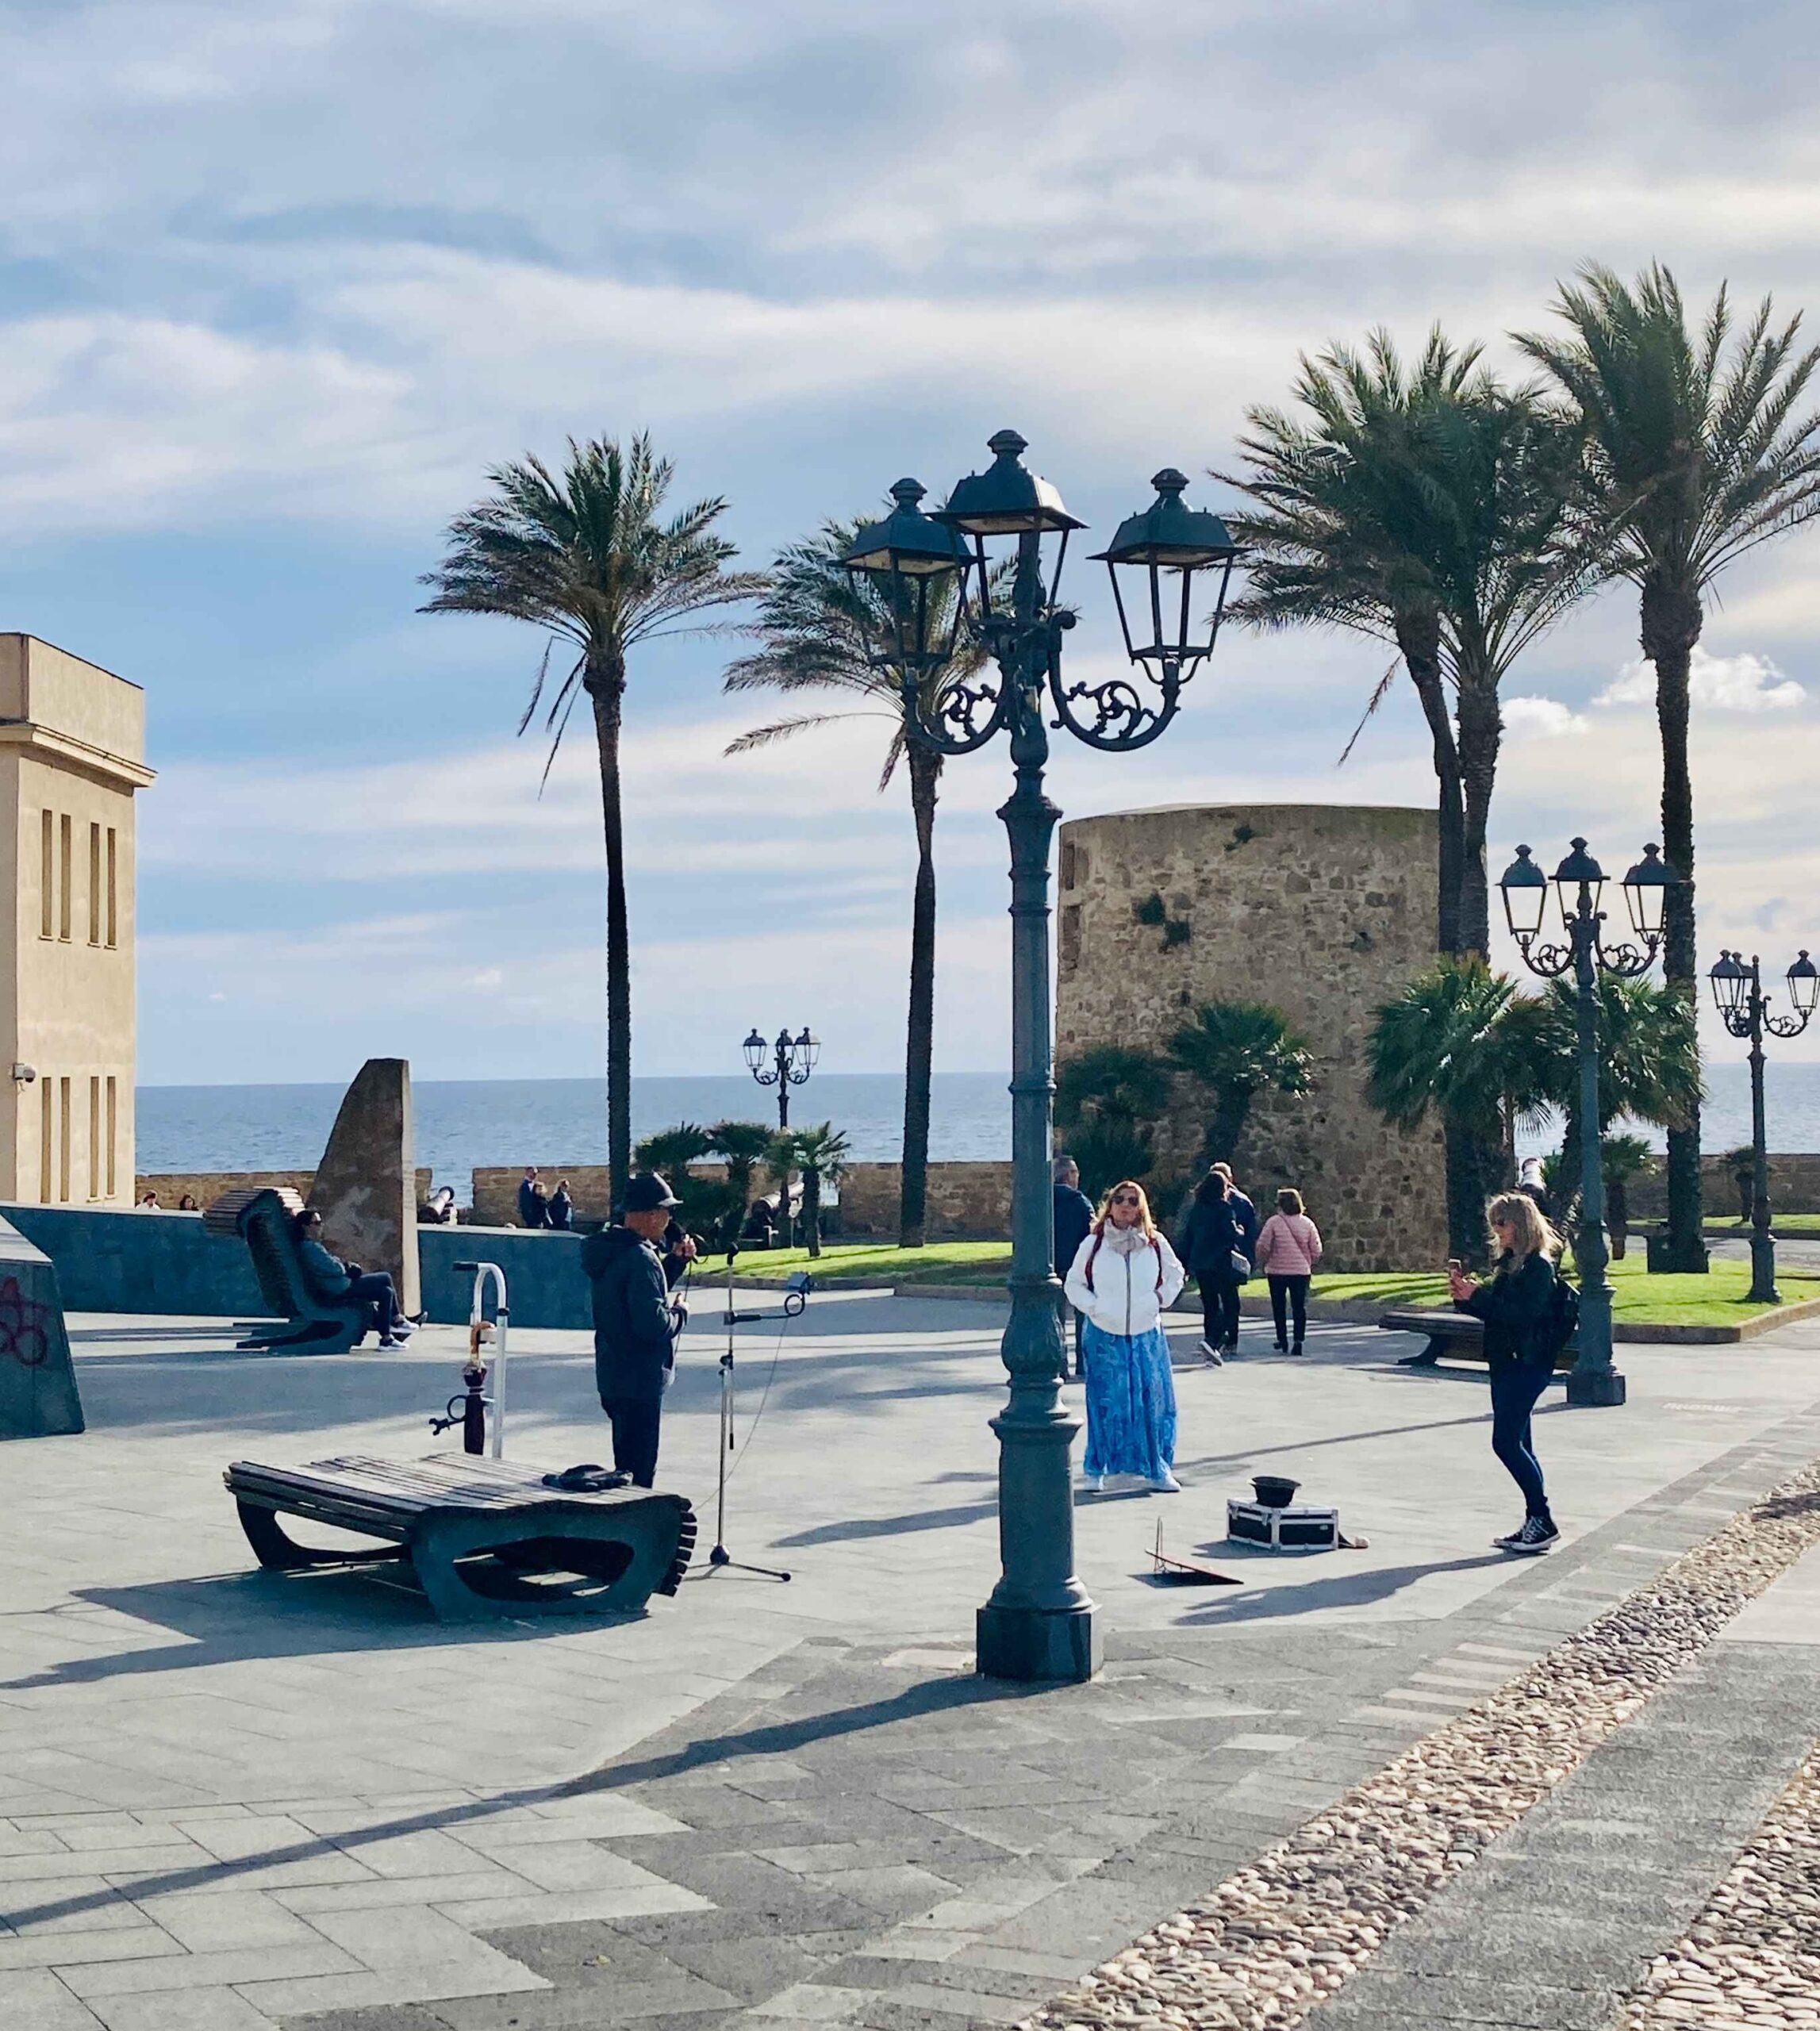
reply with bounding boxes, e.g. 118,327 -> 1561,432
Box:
1254,1186 -> 1322,1356
1063,1181 -> 1186,1494
1449,1192 -> 1567,1555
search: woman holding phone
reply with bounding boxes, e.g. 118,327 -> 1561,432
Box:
1449,1193 -> 1564,1556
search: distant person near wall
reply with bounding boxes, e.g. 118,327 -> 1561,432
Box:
137,1191 -> 160,1211
1052,1155 -> 1095,1381
547,1178 -> 574,1231
1253,1187 -> 1323,1357
517,1167 -> 548,1228
1175,1166 -> 1253,1365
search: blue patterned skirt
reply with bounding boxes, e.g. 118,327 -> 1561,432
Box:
1081,1319 -> 1177,1480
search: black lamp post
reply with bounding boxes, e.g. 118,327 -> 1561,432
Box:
1707,949 -> 1817,1302
843,432 -> 1242,1682
743,1025 -> 819,1131
1499,838 -> 1680,1407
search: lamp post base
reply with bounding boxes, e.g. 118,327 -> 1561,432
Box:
1566,1367 -> 1627,1408
977,1602 -> 1101,1684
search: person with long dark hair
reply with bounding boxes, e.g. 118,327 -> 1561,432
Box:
1449,1192 -> 1565,1556
1174,1166 -> 1252,1365
1063,1181 -> 1186,1494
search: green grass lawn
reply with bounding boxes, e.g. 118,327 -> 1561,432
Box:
698,1240 -> 1012,1286
1632,1214 -> 1820,1238
1315,1252 -> 1820,1328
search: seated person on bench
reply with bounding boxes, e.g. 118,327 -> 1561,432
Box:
294,1208 -> 416,1349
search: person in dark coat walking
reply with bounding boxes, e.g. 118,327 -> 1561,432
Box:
580,1173 -> 681,1488
1053,1156 -> 1096,1379
547,1178 -> 574,1231
1174,1167 -> 1252,1365
517,1167 -> 549,1228
1449,1192 -> 1565,1557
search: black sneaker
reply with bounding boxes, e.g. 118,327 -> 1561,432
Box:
1505,1517 -> 1560,1556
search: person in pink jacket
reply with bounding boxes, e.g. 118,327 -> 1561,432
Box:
1253,1187 -> 1323,1356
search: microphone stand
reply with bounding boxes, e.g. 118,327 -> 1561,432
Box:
707,1239 -> 791,1582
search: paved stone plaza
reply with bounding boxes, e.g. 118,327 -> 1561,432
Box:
5,1292 -> 1820,2031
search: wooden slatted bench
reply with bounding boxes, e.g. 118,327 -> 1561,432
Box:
203,1186 -> 371,1355
1378,1308 -> 1575,1373
224,1453 -> 696,1621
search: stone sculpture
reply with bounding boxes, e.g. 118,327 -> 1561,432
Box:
308,1058 -> 421,1316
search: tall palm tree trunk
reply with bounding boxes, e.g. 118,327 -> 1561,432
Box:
1396,620 -> 1465,956
899,746 -> 940,1246
589,664 -> 633,1213
1454,672 -> 1500,960
1642,577 -> 1705,1269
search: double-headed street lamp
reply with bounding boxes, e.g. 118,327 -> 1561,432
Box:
842,431 -> 1242,1682
1499,837 -> 1680,1408
743,1025 -> 820,1131
1707,949 -> 1818,1302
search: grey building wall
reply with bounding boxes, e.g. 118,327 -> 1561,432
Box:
1054,802 -> 1448,1273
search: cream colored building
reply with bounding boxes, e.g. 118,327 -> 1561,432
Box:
0,636 -> 153,1206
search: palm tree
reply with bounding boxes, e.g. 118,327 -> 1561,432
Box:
1219,329 -> 1588,955
725,521 -> 1001,1249
791,1122 -> 851,1259
422,435 -> 766,1208
1597,1132 -> 1655,1260
1054,1047 -> 1172,1200
764,1128 -> 807,1250
1167,1001 -> 1314,1173
1518,263 -> 1820,1267
635,1121 -> 730,1242
633,1122 -> 714,1173
1365,959 -> 1529,1265
707,1119 -> 773,1237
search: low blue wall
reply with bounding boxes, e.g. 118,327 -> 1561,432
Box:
419,1225 -> 593,1331
0,1204 -> 599,1332
2,1204 -> 268,1317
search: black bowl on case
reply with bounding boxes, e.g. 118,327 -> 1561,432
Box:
1251,1475 -> 1300,1509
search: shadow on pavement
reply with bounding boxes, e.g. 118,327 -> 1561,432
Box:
1172,1551 -> 1509,1625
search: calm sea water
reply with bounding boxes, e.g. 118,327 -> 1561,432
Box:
136,1073 -> 1014,1190
136,1062 -> 1820,1195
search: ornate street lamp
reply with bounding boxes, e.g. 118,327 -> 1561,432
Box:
743,1024 -> 818,1130
1499,838 -> 1682,1407
843,431 -> 1242,1682
1707,949 -> 1816,1301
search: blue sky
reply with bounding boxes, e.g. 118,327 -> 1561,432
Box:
4,0 -> 1819,1084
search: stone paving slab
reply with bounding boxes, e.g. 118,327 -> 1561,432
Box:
6,1303 -> 1820,2027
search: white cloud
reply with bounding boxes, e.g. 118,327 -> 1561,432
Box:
1596,647 -> 1807,713
1502,695 -> 1589,739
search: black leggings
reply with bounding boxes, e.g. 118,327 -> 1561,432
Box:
1488,1359 -> 1553,1519
1269,1274 -> 1309,1348
1200,1281 -> 1241,1348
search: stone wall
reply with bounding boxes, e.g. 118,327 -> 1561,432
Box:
1055,803 -> 1447,1273
835,1161 -> 1012,1242
136,1169 -> 432,1211
1626,1152 -> 1820,1220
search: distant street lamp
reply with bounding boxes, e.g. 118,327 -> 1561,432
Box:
743,1025 -> 819,1131
843,433 -> 1242,1681
1707,949 -> 1817,1302
1499,837 -> 1680,1408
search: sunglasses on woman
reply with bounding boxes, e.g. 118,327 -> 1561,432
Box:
1111,1193 -> 1141,1206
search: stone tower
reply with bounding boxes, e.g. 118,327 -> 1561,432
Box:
0,636 -> 153,1207
1055,803 -> 1446,1272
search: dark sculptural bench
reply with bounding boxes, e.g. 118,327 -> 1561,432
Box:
1378,1308 -> 1575,1373
224,1453 -> 696,1621
204,1185 -> 371,1354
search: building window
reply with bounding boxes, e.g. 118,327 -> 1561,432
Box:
39,1079 -> 52,1202
1060,840 -> 1077,890
88,824 -> 102,945
40,811 -> 53,939
58,1077 -> 71,1202
88,1077 -> 100,1198
106,1076 -> 117,1199
59,814 -> 72,942
106,828 -> 118,948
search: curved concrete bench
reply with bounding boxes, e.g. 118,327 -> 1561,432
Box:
1378,1307 -> 1574,1373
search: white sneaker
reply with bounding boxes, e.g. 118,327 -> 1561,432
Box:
1198,1339 -> 1224,1367
1150,1472 -> 1182,1494
1079,1474 -> 1104,1494
377,1334 -> 402,1350
389,1319 -> 417,1339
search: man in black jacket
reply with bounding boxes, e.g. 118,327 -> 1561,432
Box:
1053,1157 -> 1095,1380
580,1173 -> 681,1488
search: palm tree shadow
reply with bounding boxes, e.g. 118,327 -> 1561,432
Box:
1173,1551 -> 1508,1625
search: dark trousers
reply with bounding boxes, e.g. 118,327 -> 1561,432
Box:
347,1271 -> 403,1337
1201,1281 -> 1241,1349
600,1395 -> 662,1488
1488,1358 -> 1554,1519
1268,1274 -> 1310,1349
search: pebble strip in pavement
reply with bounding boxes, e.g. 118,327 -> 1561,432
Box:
1618,1733 -> 1820,2029
1022,1463 -> 1820,2031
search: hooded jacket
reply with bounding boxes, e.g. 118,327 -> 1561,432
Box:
580,1225 -> 675,1399
1064,1227 -> 1186,1338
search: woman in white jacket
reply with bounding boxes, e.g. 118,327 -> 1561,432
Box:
1063,1181 -> 1186,1493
